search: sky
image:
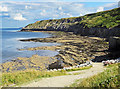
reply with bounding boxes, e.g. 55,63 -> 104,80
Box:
0,0 -> 119,28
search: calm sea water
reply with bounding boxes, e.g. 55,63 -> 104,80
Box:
1,28 -> 59,63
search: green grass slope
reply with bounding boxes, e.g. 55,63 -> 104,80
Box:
80,7 -> 120,29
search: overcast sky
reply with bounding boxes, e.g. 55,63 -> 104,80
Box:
0,0 -> 119,28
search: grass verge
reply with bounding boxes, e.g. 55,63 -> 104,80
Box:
1,65 -> 92,87
1,69 -> 66,87
70,63 -> 120,88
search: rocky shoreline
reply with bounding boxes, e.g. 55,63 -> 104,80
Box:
1,31 -> 120,73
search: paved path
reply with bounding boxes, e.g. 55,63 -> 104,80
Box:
22,62 -> 105,87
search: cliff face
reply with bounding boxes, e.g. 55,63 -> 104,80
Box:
21,7 -> 120,37
22,17 -> 82,31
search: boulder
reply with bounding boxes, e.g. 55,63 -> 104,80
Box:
48,59 -> 64,69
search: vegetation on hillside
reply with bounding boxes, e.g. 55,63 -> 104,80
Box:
24,7 -> 120,30
80,7 -> 120,28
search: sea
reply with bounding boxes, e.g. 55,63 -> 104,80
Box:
1,28 -> 60,63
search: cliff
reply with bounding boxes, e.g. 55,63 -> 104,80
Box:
21,7 -> 120,37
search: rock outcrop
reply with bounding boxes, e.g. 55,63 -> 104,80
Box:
92,37 -> 120,62
109,37 -> 120,58
109,37 -> 120,51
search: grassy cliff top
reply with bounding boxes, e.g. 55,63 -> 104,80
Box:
81,7 -> 120,28
24,7 -> 120,29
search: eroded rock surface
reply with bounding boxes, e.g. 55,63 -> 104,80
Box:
17,32 -> 109,71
